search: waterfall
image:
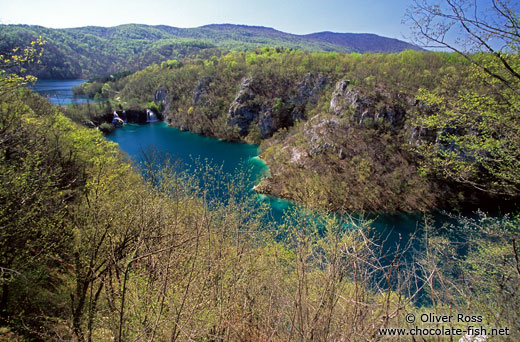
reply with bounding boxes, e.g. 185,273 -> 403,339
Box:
146,109 -> 159,123
112,111 -> 124,127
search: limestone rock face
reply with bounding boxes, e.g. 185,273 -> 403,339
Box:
329,82 -> 436,147
228,74 -> 330,138
292,73 -> 329,120
295,73 -> 329,103
258,110 -> 277,138
115,109 -> 150,124
289,146 -> 308,167
408,100 -> 438,146
112,111 -> 124,127
330,79 -> 358,117
330,80 -> 405,128
228,78 -> 264,136
154,86 -> 168,107
153,86 -> 169,122
303,116 -> 341,157
193,77 -> 212,106
82,120 -> 96,128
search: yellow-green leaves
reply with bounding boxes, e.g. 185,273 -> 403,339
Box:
0,36 -> 45,96
413,57 -> 520,196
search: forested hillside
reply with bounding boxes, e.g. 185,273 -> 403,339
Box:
0,23 -> 420,79
2,41 -> 520,342
87,48 -> 519,212
2,0 -> 520,334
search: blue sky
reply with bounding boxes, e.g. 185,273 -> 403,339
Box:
1,0 -> 415,40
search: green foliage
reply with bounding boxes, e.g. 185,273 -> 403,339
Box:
98,121 -> 115,134
0,25 -> 218,79
261,123 -> 436,212
0,82 -> 419,340
413,54 -> 520,196
106,49 -> 498,211
73,81 -> 104,98
246,122 -> 262,144
0,84 -> 121,336
1,47 -> 519,341
161,59 -> 182,69
61,100 -> 113,126
0,24 -> 420,79
420,212 -> 520,340
111,49 -> 461,141
0,36 -> 45,94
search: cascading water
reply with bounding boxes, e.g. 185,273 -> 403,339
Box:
146,109 -> 159,123
112,111 -> 124,127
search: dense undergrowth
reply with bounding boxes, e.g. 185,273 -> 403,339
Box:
0,79 -> 519,341
2,33 -> 520,340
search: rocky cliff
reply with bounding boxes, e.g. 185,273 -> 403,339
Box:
227,74 -> 329,139
152,75 -> 442,212
255,80 -> 439,212
330,79 -> 406,128
157,72 -> 332,142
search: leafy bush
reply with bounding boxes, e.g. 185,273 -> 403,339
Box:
98,121 -> 114,134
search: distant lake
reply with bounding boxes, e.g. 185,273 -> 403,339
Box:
31,79 -> 93,105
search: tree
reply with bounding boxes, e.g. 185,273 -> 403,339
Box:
406,0 -> 520,196
0,36 -> 44,96
406,0 -> 520,94
419,212 -> 520,340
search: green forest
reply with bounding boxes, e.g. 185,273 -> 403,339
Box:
0,24 -> 419,79
1,1 -> 520,341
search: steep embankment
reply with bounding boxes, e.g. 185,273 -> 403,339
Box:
92,49 -> 503,212
256,80 -> 437,212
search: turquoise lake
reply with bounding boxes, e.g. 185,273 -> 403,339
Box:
31,79 -> 91,105
34,80 -> 432,252
106,122 -> 428,252
106,122 -> 293,221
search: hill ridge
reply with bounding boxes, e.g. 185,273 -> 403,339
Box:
0,23 -> 422,79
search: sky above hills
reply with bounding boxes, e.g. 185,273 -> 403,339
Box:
1,0 -> 416,40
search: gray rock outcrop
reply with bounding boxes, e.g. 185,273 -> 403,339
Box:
82,120 -> 96,129
154,86 -> 168,107
228,74 -> 331,138
193,77 -> 212,106
228,77 -> 264,136
303,115 -> 342,157
330,80 -> 405,128
292,73 -> 329,120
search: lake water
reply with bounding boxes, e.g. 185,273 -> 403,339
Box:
106,122 -> 430,248
106,122 -> 294,221
33,79 -> 446,301
31,79 -> 91,105
33,80 -> 430,252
